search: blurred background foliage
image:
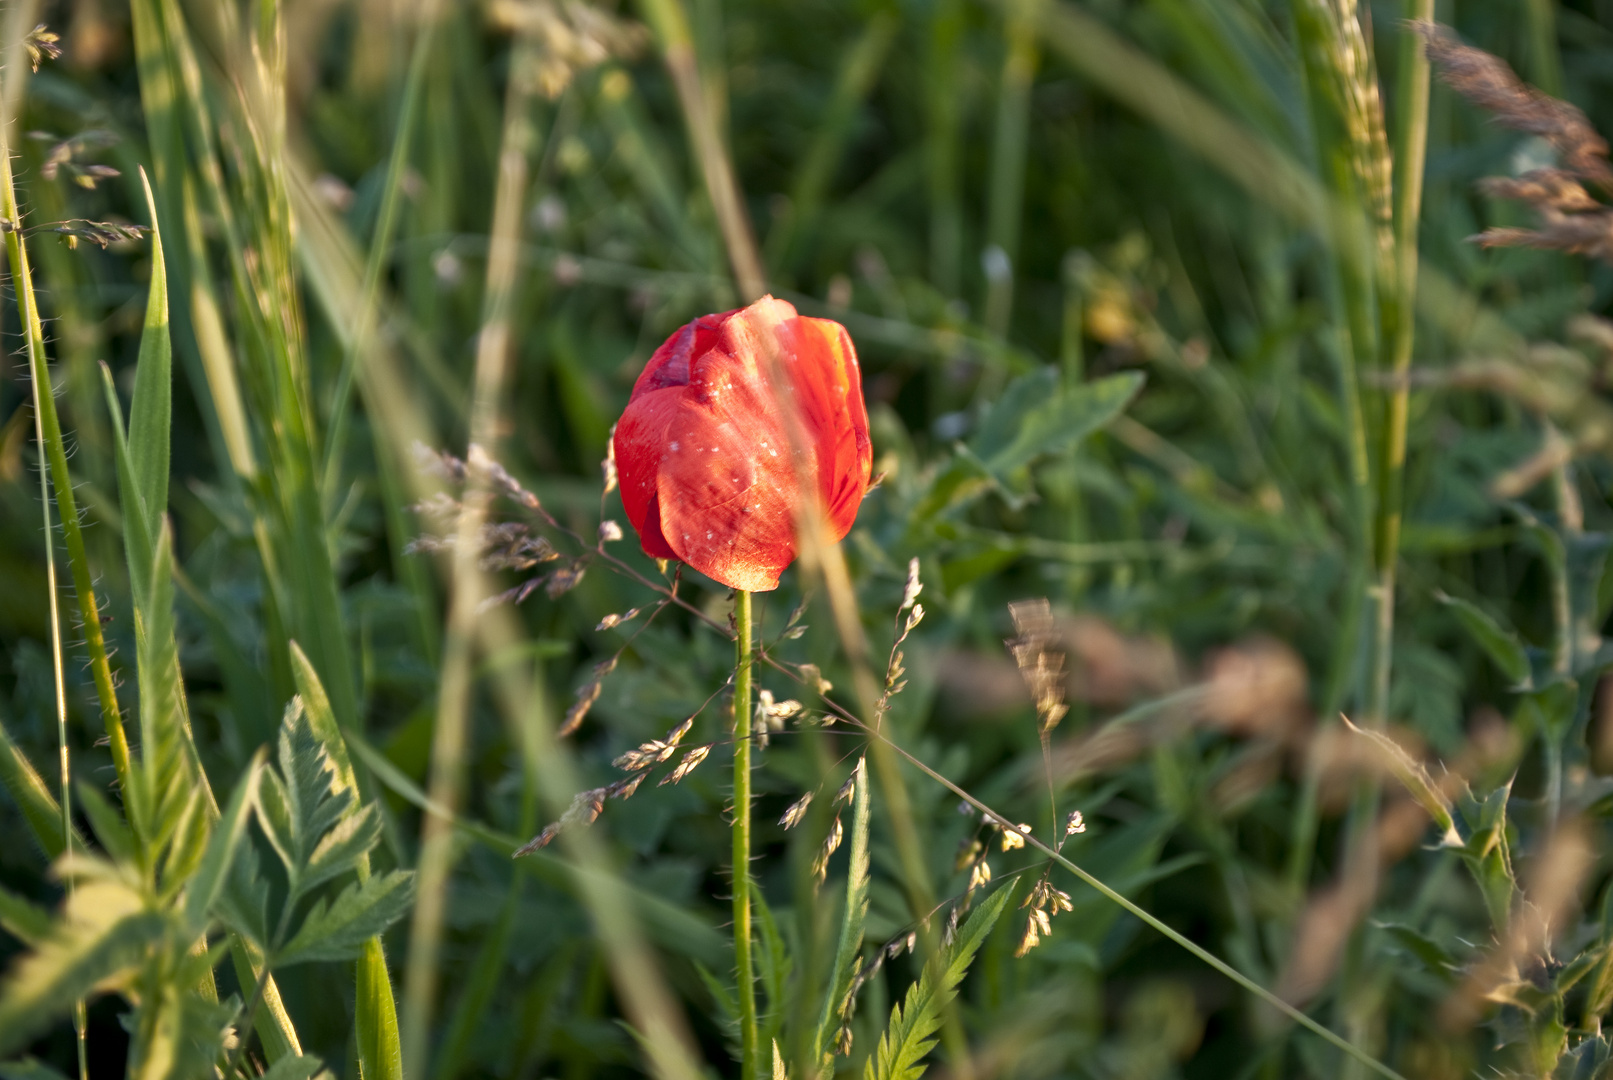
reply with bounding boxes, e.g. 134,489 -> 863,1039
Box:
5,0 -> 1613,1076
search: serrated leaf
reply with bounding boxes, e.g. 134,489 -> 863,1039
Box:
256,768 -> 298,877
276,871 -> 414,966
1436,592 -> 1531,688
0,881 -> 164,1057
861,885 -> 1013,1080
184,749 -> 264,935
277,702 -> 353,873
288,643 -> 360,798
297,804 -> 381,900
0,716 -> 70,860
1456,780 -> 1517,934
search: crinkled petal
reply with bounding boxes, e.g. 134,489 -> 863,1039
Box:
614,296 -> 871,591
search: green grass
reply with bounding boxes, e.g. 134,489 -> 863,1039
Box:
3,0 -> 1613,1078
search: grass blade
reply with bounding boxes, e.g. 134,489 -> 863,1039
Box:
127,168 -> 172,543
0,715 -> 71,861
813,756 -> 869,1067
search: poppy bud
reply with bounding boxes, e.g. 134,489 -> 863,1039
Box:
613,296 -> 873,591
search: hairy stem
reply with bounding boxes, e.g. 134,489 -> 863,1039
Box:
732,589 -> 758,1079
0,72 -> 131,789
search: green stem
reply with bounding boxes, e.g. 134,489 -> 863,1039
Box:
1368,0 -> 1435,729
0,65 -> 131,790
732,589 -> 758,1080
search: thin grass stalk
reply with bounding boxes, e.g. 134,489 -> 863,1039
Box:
982,0 -> 1039,340
401,32 -> 541,1075
731,589 -> 758,1080
926,0 -> 966,296
639,0 -> 766,301
1368,5 -> 1435,731
859,726 -> 1410,1080
320,0 -> 442,502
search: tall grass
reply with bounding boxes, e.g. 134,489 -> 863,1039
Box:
3,1 -> 1613,1079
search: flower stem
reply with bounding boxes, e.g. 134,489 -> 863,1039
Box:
732,589 -> 758,1079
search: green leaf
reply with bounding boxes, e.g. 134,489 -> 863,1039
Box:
276,871 -> 414,966
1374,922 -> 1459,985
0,882 -> 165,1057
256,767 -> 299,880
216,841 -> 270,950
298,804 -> 382,899
100,361 -> 155,625
753,889 -> 791,1060
128,168 -> 172,544
1436,592 -> 1531,688
258,1053 -> 325,1080
184,748 -> 265,935
0,716 -> 70,860
75,783 -> 136,866
127,981 -> 236,1080
0,887 -> 51,947
278,704 -> 355,874
355,938 -> 404,1080
1456,780 -> 1517,935
129,523 -> 197,859
814,756 -> 870,1065
861,885 -> 1013,1080
969,369 -> 1143,476
288,642 -> 361,798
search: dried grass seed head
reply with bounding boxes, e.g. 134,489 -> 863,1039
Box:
660,744 -> 711,785
779,791 -> 813,829
900,557 -> 923,611
1417,21 -> 1613,189
1006,599 -> 1069,734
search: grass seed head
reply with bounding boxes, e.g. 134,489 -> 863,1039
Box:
779,791 -> 813,829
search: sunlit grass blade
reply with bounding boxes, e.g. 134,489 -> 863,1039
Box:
641,0 -> 766,299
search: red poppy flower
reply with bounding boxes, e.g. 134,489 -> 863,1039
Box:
613,296 -> 873,592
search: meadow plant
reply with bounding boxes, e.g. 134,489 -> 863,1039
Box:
7,2 -> 1613,1080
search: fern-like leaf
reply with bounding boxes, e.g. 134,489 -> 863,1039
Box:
860,885 -> 1012,1080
